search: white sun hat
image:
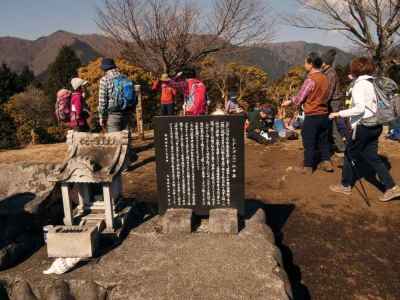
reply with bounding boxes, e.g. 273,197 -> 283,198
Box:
71,78 -> 89,91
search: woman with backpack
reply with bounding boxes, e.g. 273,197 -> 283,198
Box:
69,77 -> 89,132
329,57 -> 400,202
169,68 -> 207,116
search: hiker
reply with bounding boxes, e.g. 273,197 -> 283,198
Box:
98,58 -> 136,132
322,49 -> 346,155
225,94 -> 241,114
282,52 -> 333,174
169,68 -> 207,116
329,57 -> 400,202
211,102 -> 226,116
246,105 -> 275,144
69,78 -> 89,132
152,74 -> 177,116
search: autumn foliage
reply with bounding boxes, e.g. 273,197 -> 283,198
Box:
201,57 -> 269,110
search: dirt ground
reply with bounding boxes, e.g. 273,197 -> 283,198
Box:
1,136 -> 400,299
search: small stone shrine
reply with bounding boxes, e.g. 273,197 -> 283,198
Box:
48,130 -> 132,257
154,115 -> 245,234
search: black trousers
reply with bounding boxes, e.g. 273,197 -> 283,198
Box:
301,115 -> 331,167
161,103 -> 175,116
247,131 -> 267,144
342,125 -> 395,190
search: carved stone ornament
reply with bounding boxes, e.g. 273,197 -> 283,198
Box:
49,130 -> 130,183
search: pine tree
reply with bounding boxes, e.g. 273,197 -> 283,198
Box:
17,66 -> 35,91
0,63 -> 18,104
45,46 -> 81,101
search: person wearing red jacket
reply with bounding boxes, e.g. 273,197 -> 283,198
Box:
152,74 -> 177,116
69,78 -> 89,132
169,69 -> 207,116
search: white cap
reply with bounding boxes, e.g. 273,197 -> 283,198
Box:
71,78 -> 88,90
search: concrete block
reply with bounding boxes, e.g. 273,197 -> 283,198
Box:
47,225 -> 99,258
209,208 -> 238,234
162,209 -> 192,234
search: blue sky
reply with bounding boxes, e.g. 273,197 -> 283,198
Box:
0,0 -> 349,48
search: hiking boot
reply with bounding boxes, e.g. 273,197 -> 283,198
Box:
318,161 -> 334,173
329,184 -> 352,196
379,185 -> 400,202
293,166 -> 313,175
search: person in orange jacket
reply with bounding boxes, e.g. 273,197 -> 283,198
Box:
152,73 -> 177,116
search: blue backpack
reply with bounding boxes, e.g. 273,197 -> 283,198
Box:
113,75 -> 136,111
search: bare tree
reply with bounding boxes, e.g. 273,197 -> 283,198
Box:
287,0 -> 400,73
97,0 -> 274,74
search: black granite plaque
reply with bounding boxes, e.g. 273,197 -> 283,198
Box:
154,115 -> 245,215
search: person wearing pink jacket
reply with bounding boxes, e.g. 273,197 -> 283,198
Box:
69,78 -> 89,132
169,69 -> 208,116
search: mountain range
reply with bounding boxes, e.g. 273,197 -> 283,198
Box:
0,30 -> 353,80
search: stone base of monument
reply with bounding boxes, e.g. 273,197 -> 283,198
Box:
161,208 -> 193,234
47,225 -> 100,258
160,208 -> 241,235
208,208 -> 239,234
0,205 -> 293,299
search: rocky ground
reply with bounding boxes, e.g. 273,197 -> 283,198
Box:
1,135 -> 400,299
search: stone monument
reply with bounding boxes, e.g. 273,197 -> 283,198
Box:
48,130 -> 132,257
154,115 -> 245,234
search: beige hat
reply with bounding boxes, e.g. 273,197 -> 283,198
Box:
71,78 -> 88,90
160,73 -> 171,81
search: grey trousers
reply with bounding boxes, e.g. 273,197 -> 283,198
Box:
107,112 -> 129,133
330,100 -> 346,153
107,112 -> 137,165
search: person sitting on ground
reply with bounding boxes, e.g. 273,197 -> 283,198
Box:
282,52 -> 333,174
169,68 -> 207,116
152,73 -> 177,116
274,108 -> 299,140
211,102 -> 225,115
329,57 -> 400,202
69,78 -> 89,132
98,58 -> 135,132
246,105 -> 275,144
253,102 -> 261,112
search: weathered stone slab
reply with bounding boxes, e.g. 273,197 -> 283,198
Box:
9,280 -> 38,300
161,208 -> 192,234
47,225 -> 99,258
209,208 -> 238,234
0,163 -> 58,215
0,215 -> 292,300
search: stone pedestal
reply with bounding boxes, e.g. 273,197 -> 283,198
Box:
47,225 -> 99,258
162,209 -> 193,234
209,208 -> 238,234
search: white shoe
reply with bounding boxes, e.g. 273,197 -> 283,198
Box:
43,257 -> 82,275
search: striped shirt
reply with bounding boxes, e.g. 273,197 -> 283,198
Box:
98,69 -> 121,119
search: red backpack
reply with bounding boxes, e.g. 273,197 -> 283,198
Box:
185,79 -> 207,116
55,89 -> 72,122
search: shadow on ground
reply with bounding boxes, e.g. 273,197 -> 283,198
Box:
246,199 -> 311,300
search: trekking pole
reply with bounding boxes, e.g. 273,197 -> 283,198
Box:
344,150 -> 371,207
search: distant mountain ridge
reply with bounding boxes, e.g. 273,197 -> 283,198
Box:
0,31 -> 118,76
0,31 -> 354,80
233,41 -> 353,79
